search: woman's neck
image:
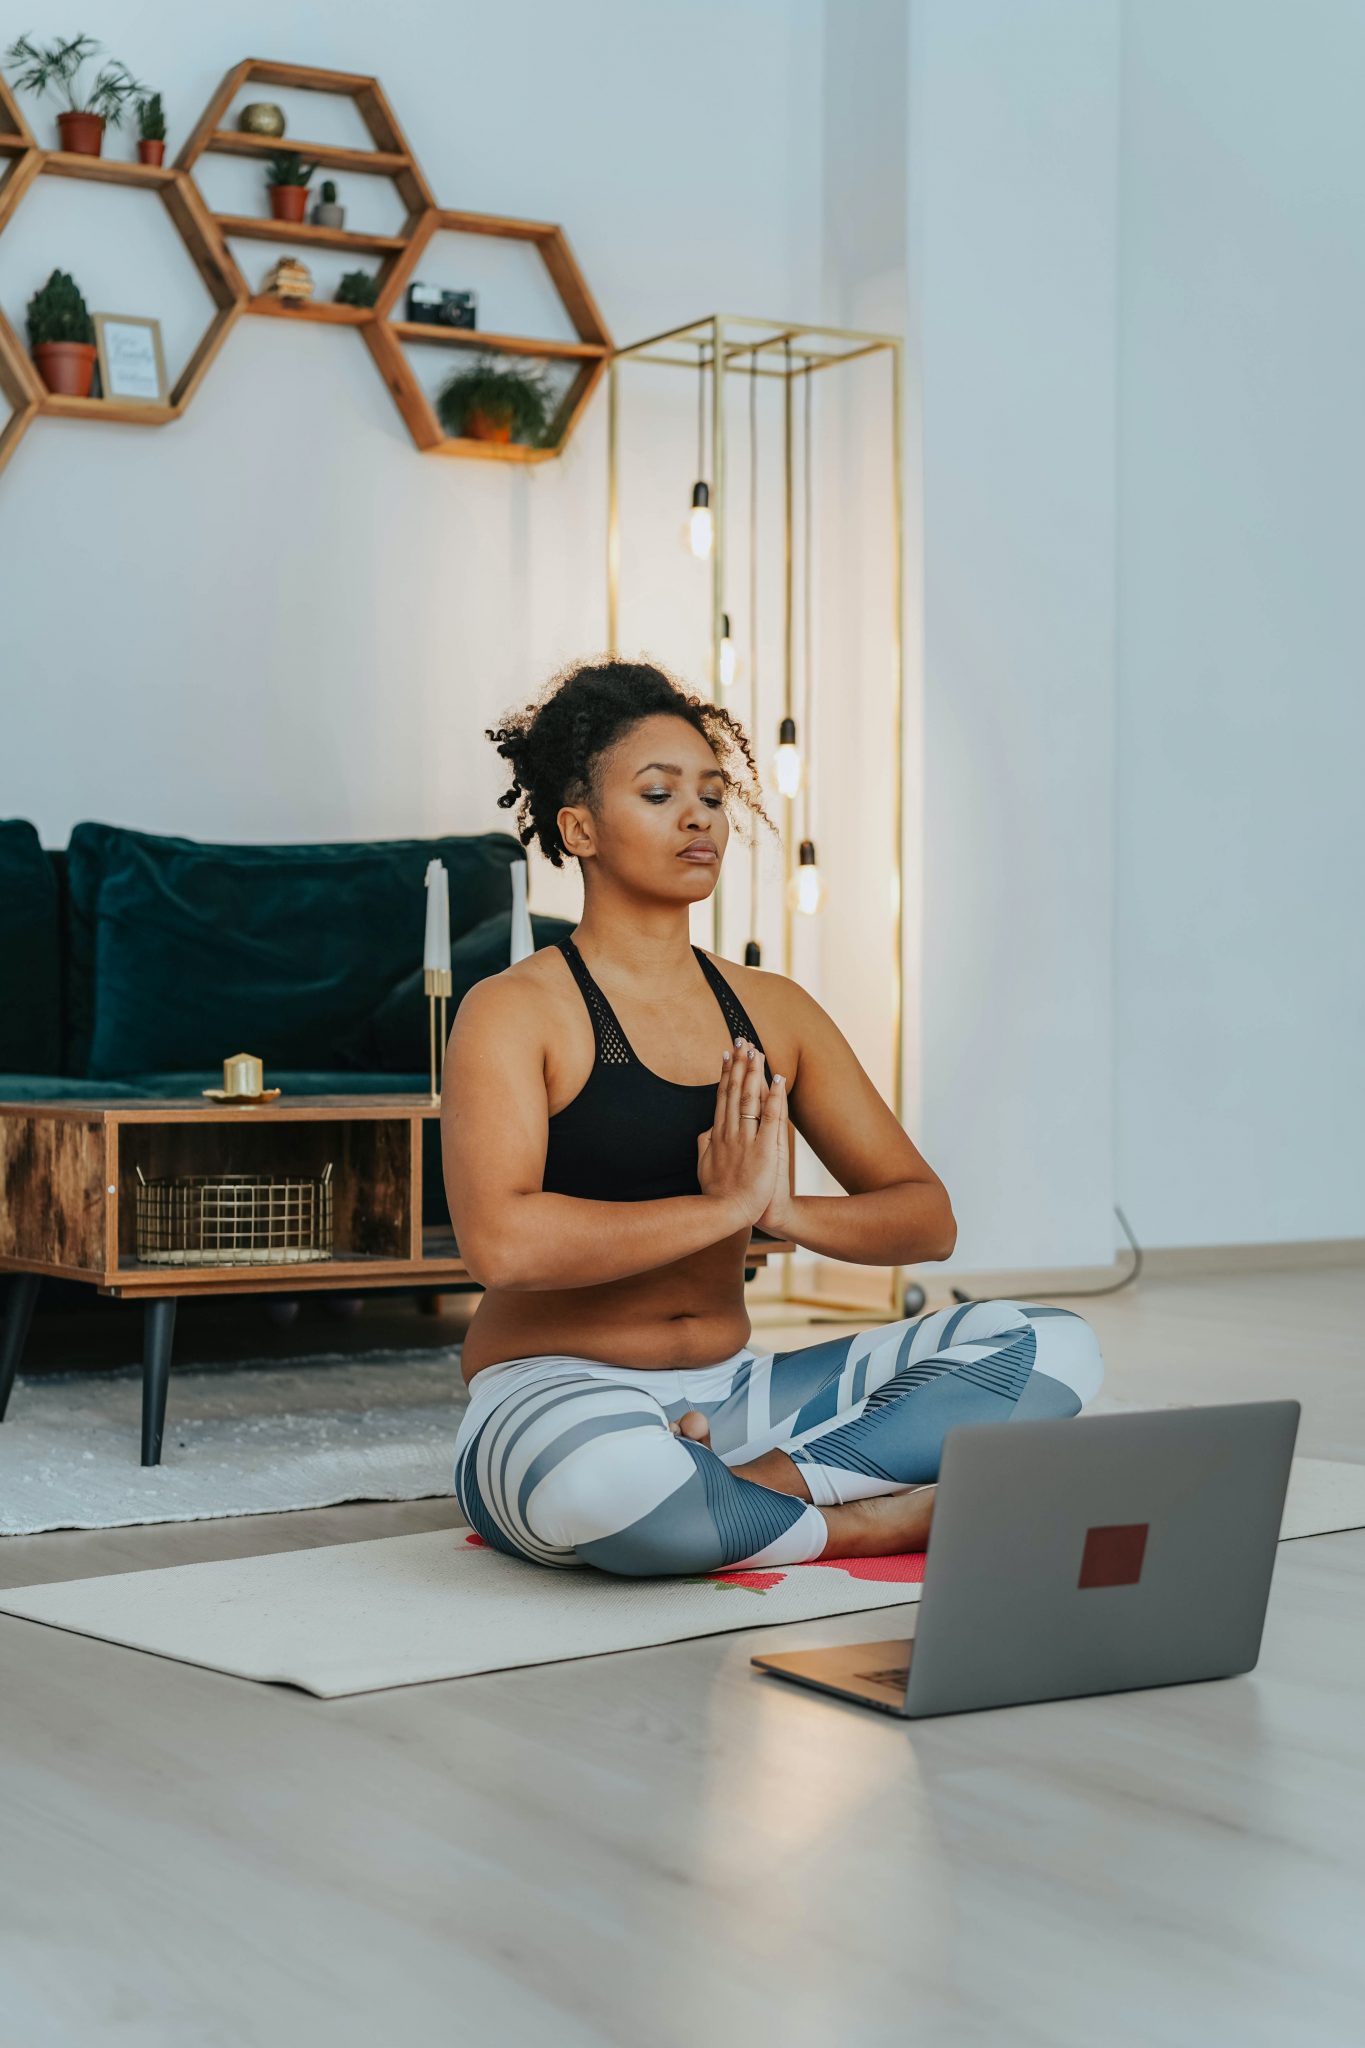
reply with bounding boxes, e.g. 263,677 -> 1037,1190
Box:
572,905 -> 700,990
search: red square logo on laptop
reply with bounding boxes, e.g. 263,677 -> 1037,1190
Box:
1078,1522 -> 1149,1589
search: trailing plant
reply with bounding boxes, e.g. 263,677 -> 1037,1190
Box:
136,90 -> 165,141
266,149 -> 316,187
26,268 -> 94,348
4,33 -> 145,125
436,356 -> 556,445
336,269 -> 380,307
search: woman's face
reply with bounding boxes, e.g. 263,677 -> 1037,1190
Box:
560,712 -> 730,900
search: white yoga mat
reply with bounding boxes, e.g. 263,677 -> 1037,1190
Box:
1,1457 -> 1361,1699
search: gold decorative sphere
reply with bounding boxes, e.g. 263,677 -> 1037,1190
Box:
239,102 -> 286,137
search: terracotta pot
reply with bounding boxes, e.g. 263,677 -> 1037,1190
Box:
33,341 -> 97,399
269,185 -> 309,223
137,138 -> 166,166
464,408 -> 514,444
57,111 -> 104,157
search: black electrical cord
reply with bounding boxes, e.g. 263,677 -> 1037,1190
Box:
950,1203 -> 1143,1304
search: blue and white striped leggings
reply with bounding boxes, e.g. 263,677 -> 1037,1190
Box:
452,1299 -> 1104,1577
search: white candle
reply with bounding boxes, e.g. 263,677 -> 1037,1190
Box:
509,859 -> 534,964
423,859 -> 451,973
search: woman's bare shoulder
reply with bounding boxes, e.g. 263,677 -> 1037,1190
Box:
450,945 -> 574,1046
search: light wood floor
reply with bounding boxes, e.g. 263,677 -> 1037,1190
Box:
3,1265 -> 1364,2047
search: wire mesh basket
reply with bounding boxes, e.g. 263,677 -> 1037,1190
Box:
134,1164 -> 334,1267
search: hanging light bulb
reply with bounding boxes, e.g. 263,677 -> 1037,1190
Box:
744,939 -> 762,966
718,612 -> 737,690
688,481 -> 713,559
787,839 -> 825,916
773,715 -> 802,799
684,342 -> 713,557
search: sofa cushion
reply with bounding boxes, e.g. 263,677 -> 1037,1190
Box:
335,908 -> 574,1073
64,823 -> 526,1079
0,1074 -> 147,1102
0,821 -> 62,1074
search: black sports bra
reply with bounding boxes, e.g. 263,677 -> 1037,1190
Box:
542,934 -> 772,1204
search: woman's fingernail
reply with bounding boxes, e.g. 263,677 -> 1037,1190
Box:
733,1037 -> 746,1051
774,1074 -> 785,1087
722,1049 -> 732,1064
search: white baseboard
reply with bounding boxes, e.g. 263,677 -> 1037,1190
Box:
749,1238 -> 1365,1309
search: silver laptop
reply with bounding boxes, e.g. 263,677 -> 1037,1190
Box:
752,1401 -> 1300,1718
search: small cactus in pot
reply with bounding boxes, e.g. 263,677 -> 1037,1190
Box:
265,149 -> 316,224
135,89 -> 166,165
312,178 -> 345,231
27,268 -> 97,397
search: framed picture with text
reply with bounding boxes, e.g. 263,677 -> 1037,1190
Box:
92,313 -> 169,405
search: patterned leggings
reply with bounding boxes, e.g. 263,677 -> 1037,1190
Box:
452,1300 -> 1105,1577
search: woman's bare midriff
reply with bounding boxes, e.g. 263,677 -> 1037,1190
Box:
459,1225 -> 754,1386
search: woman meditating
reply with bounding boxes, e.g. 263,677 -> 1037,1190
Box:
443,658 -> 1103,1576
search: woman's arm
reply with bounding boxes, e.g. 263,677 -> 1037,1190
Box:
756,981 -> 957,1265
441,976 -> 779,1291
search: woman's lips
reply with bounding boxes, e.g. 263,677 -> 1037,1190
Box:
678,844 -> 718,862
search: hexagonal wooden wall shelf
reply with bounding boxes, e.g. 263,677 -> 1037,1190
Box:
364,207 -> 612,462
0,55 -> 612,478
0,52 -> 244,463
175,59 -> 434,327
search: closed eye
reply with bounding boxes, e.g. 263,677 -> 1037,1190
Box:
644,791 -> 725,807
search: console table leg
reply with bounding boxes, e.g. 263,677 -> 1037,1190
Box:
0,1273 -> 41,1421
141,1299 -> 177,1467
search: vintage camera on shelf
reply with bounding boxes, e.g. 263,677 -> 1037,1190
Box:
406,283 -> 477,329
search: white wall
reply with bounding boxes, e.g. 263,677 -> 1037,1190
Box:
912,0 -> 1120,1274
1115,0 -> 1365,1248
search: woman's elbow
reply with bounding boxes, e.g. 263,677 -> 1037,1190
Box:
460,1236 -> 524,1291
924,1185 -> 957,1263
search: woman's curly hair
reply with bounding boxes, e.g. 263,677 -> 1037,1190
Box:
486,657 -> 777,868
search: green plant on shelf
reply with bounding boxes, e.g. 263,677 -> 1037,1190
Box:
26,269 -> 94,348
435,356 -> 556,447
266,149 -> 317,186
336,269 -> 379,308
4,32 -> 144,124
136,90 -> 166,141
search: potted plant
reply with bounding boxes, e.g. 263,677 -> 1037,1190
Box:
265,150 -> 316,225
26,268 -> 96,397
435,357 -> 555,446
312,179 -> 345,231
4,33 -> 144,157
135,90 -> 165,166
335,269 -> 379,308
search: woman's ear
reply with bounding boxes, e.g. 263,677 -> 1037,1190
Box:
557,805 -> 594,860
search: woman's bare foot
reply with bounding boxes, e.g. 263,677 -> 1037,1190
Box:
819,1486 -> 936,1559
670,1409 -> 712,1446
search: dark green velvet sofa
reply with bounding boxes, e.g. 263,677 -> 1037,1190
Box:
0,816 -> 573,1229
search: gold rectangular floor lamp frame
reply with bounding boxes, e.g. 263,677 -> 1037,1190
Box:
605,315 -> 908,1321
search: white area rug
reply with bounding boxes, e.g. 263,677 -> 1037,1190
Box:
0,1350 -> 468,1536
1,1457 -> 1362,1698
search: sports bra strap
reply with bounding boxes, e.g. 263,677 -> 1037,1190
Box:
557,936 -> 632,1066
692,949 -> 772,1079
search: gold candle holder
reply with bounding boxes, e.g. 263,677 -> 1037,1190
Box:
424,967 -> 452,1101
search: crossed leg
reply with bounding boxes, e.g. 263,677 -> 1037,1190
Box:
453,1300 -> 1104,1577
